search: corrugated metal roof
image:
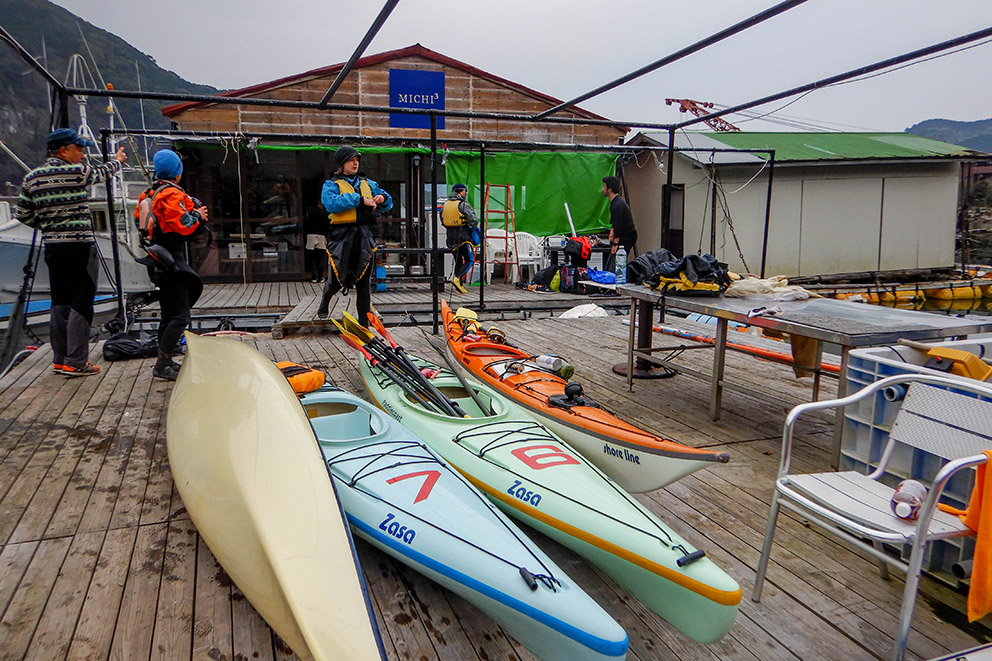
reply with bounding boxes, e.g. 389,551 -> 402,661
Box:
633,131 -> 987,164
691,132 -> 983,162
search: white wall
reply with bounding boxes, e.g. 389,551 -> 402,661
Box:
626,157 -> 960,277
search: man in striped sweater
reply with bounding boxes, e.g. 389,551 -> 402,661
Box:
14,128 -> 127,376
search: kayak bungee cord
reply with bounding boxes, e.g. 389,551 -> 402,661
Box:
455,420 -> 559,456
323,439 -> 561,591
367,354 -> 682,550
325,439 -> 443,487
450,422 -> 680,552
345,328 -> 704,561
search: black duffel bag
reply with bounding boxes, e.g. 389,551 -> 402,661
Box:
103,333 -> 159,362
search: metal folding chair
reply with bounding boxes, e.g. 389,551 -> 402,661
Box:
752,373 -> 992,661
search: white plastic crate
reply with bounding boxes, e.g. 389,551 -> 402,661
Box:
842,339 -> 992,583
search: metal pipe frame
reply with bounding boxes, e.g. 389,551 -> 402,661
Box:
99,132 -> 126,321
534,0 -> 809,119
2,17 -> 989,140
675,25 -> 992,130
318,0 -> 401,107
759,155 -> 776,278
108,126 -> 779,157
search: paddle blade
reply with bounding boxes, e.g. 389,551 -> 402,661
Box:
340,311 -> 374,342
332,320 -> 373,360
366,312 -> 397,348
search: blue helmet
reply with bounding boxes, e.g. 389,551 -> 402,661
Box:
153,149 -> 183,179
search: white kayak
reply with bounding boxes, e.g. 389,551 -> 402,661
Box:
302,385 -> 628,661
166,333 -> 385,661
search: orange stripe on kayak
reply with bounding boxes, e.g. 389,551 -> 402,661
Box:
455,468 -> 742,607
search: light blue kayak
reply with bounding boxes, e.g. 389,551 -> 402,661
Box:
301,385 -> 628,661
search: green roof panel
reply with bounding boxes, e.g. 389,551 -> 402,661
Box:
691,132 -> 982,162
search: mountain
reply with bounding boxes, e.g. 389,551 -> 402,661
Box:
0,0 -> 218,189
905,118 -> 992,153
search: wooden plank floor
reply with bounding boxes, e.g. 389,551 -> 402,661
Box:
1,313 -> 990,659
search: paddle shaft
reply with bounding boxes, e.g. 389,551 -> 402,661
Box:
364,313 -> 467,417
421,329 -> 492,416
339,313 -> 459,415
336,324 -> 446,414
363,339 -> 458,416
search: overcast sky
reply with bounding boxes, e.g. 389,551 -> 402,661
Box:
47,0 -> 992,133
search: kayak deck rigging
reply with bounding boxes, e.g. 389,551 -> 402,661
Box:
321,432 -> 563,591
451,421 -> 682,555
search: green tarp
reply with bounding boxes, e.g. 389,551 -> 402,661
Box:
445,151 -> 617,237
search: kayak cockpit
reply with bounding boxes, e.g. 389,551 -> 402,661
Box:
402,383 -> 504,419
304,398 -> 387,442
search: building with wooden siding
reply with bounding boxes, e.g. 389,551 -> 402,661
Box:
161,44 -> 626,283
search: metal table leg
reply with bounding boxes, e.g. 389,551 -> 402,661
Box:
710,317 -> 728,420
812,340 -> 824,401
626,297 -> 636,391
831,345 -> 852,469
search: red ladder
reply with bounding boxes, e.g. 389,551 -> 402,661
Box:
481,183 -> 520,282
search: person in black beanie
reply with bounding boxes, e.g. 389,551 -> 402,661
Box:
316,147 -> 392,324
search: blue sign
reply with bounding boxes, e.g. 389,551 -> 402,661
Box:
389,69 -> 445,129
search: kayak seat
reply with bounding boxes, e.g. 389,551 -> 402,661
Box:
306,402 -> 379,441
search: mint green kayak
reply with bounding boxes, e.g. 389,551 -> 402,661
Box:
301,385 -> 628,661
358,353 -> 742,644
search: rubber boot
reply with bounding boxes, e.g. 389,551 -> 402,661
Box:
153,351 -> 180,381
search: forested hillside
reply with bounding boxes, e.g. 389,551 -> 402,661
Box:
0,0 -> 217,189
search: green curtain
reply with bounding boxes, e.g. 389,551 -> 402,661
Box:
445,151 -> 617,236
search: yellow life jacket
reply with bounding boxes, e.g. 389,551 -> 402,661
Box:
276,361 -> 326,395
330,178 -> 374,225
441,199 -> 467,227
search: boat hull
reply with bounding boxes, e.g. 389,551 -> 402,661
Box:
357,353 -> 741,644
440,301 -> 729,493
0,220 -> 154,304
304,387 -> 628,661
167,333 -> 384,661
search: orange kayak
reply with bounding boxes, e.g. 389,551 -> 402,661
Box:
440,301 -> 729,493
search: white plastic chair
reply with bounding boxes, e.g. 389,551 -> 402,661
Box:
752,373 -> 992,661
514,232 -> 545,282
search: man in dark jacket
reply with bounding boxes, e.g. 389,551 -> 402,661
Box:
14,128 -> 126,376
316,146 -> 392,325
602,176 -> 637,262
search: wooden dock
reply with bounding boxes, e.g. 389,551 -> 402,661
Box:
1,283 -> 990,660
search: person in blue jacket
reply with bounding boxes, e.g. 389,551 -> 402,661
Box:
316,146 -> 392,324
